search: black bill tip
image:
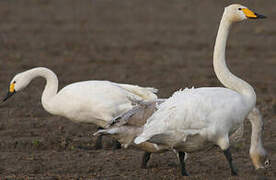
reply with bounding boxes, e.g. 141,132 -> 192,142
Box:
3,91 -> 16,102
255,13 -> 267,19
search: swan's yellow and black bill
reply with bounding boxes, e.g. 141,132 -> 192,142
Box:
3,91 -> 16,102
3,83 -> 16,102
242,8 -> 266,19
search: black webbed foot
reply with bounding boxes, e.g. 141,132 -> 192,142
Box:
141,152 -> 151,169
223,148 -> 238,176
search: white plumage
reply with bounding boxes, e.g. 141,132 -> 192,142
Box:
135,87 -> 248,150
135,4 -> 269,175
94,96 -> 264,171
4,67 -> 157,128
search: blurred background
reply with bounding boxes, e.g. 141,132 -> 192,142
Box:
0,0 -> 275,179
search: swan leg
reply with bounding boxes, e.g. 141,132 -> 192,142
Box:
179,151 -> 189,176
95,127 -> 103,149
95,135 -> 103,149
223,148 -> 238,176
112,139 -> 121,150
94,127 -> 122,150
141,152 -> 151,169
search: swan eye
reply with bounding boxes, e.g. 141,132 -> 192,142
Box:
238,8 -> 242,11
13,81 -> 16,84
265,159 -> 270,167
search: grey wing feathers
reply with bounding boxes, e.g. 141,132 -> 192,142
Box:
106,99 -> 165,127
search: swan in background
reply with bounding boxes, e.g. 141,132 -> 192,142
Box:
135,4 -> 269,176
3,67 -> 158,148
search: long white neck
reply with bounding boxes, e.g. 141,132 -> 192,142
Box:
248,108 -> 267,169
25,67 -> 58,112
213,12 -> 256,109
250,113 -> 265,155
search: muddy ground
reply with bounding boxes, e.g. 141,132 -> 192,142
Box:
0,0 -> 275,179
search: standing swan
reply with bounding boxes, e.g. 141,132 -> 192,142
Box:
135,4 -> 269,176
95,99 -> 263,170
3,67 -> 158,147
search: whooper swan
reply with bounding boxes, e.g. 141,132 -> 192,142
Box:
3,67 -> 158,148
134,4 -> 269,176
96,99 -> 265,172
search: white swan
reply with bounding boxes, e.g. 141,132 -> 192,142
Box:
95,99 -> 263,170
135,4 -> 269,176
3,67 -> 158,140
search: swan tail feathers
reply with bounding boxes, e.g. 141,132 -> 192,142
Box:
134,136 -> 149,144
116,83 -> 158,101
145,87 -> 158,93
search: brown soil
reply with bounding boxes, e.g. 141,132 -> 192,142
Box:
0,0 -> 275,179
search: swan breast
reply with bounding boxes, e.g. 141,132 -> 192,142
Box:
136,87 -> 250,148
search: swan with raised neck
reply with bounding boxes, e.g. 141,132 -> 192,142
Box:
134,4 -> 269,175
213,5 -> 269,169
213,5 -> 256,111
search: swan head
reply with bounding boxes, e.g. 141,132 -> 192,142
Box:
224,4 -> 266,23
250,150 -> 270,170
249,133 -> 271,169
3,71 -> 32,102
